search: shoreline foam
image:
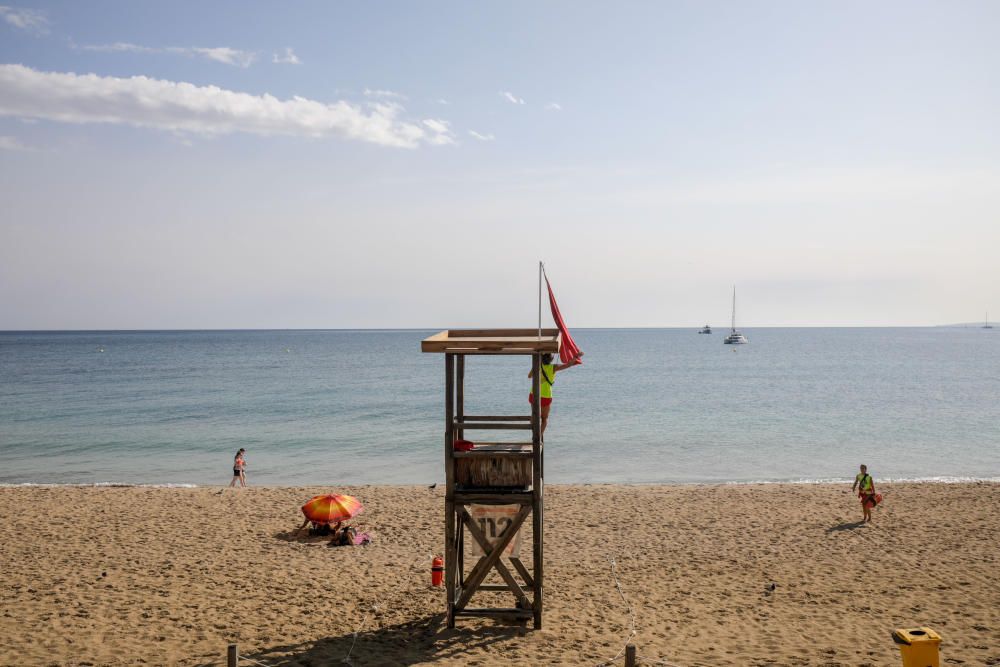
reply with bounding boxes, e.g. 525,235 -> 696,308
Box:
3,476 -> 1000,488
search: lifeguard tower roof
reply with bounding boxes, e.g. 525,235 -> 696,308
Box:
422,328 -> 561,355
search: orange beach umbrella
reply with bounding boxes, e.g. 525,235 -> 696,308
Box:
301,494 -> 364,525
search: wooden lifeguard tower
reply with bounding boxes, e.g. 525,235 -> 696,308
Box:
422,328 -> 560,629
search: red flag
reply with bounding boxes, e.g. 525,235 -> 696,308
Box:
545,276 -> 583,365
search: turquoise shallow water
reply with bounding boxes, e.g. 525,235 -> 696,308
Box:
1,328 -> 998,486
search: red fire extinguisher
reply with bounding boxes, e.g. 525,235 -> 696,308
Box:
431,556 -> 444,586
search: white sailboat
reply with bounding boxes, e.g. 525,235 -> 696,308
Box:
724,286 -> 748,344
985,312 -> 994,329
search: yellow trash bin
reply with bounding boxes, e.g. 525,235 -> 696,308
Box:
892,627 -> 941,667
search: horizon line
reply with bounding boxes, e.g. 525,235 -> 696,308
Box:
1,324 -> 992,334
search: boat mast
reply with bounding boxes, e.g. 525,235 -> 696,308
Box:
731,285 -> 737,332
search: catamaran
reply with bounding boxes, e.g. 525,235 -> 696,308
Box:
724,286 -> 748,344
986,312 -> 994,329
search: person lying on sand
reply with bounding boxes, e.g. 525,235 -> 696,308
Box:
295,517 -> 370,545
332,525 -> 356,546
328,525 -> 371,547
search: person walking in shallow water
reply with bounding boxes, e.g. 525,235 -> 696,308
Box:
230,448 -> 247,488
528,353 -> 577,438
851,464 -> 876,522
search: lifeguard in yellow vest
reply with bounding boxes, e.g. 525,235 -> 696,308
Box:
851,464 -> 878,523
528,353 -> 577,438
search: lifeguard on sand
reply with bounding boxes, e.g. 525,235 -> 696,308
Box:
852,464 -> 878,522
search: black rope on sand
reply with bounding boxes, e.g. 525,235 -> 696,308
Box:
239,657 -> 272,667
597,555 -> 685,667
342,553 -> 427,665
597,555 -> 637,666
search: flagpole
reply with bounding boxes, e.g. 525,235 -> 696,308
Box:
538,261 -> 543,339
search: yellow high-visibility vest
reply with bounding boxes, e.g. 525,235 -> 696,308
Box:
856,473 -> 873,492
538,364 -> 555,398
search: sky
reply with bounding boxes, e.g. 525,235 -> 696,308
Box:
1,1 -> 998,329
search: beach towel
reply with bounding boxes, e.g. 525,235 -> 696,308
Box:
545,276 -> 583,365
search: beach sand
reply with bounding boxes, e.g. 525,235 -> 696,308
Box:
1,483 -> 997,666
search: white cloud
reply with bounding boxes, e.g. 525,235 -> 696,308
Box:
0,5 -> 48,34
79,42 -> 257,68
189,47 -> 256,68
467,130 -> 495,142
0,134 -> 36,151
364,88 -> 407,100
545,102 -> 562,111
435,98 -> 450,105
0,64 -> 454,148
501,91 -> 525,105
422,118 -> 449,134
79,42 -> 156,54
422,118 -> 455,145
272,47 -> 301,65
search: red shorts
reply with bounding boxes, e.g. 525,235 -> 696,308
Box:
528,394 -> 553,407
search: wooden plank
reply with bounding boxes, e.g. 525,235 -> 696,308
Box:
455,505 -> 530,611
531,352 -> 543,630
453,492 -> 533,504
457,415 -> 532,422
423,335 -> 559,345
453,441 -> 534,447
423,330 -> 449,342
447,328 -> 558,338
456,355 -> 465,442
535,476 -> 544,630
454,422 -> 533,430
421,329 -> 562,354
459,507 -> 529,609
444,353 -> 456,629
457,514 -> 465,590
477,583 -> 534,592
453,449 -> 533,460
423,346 -> 558,356
435,337 -> 559,345
454,608 -> 533,619
531,352 -> 540,447
509,557 -> 535,589
445,353 -> 455,491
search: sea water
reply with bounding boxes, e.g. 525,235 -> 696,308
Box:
1,328 -> 997,486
